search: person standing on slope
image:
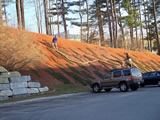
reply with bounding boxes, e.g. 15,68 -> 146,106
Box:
122,53 -> 132,68
52,35 -> 58,50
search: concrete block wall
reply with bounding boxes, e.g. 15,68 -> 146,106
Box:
0,66 -> 49,101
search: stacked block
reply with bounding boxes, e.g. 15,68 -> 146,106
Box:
0,66 -> 49,101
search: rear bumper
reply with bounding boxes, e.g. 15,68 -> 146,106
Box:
127,80 -> 143,86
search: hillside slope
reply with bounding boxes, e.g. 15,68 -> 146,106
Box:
1,26 -> 160,87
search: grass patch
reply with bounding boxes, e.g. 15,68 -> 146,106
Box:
83,55 -> 94,61
30,68 -> 41,77
81,70 -> 95,79
86,47 -> 97,56
132,60 -> 148,73
77,63 -> 90,73
58,66 -> 90,85
111,55 -> 122,62
107,60 -> 120,66
117,53 -> 125,59
151,66 -> 159,71
66,64 -> 81,75
94,71 -> 104,78
151,60 -> 160,68
143,63 -> 151,71
59,48 -> 71,56
89,63 -> 97,70
0,84 -> 91,104
101,54 -> 108,59
98,61 -> 110,70
72,54 -> 84,62
45,67 -> 71,84
70,48 -> 79,55
48,47 -> 73,65
51,56 -> 64,67
78,48 -> 91,55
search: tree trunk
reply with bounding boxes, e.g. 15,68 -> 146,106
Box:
147,10 -> 152,52
138,0 -> 144,50
79,0 -> 83,42
56,0 -> 60,37
3,1 -> 8,26
110,0 -> 116,48
96,0 -> 104,46
44,0 -> 49,34
133,0 -> 138,49
62,0 -> 68,39
106,0 -> 113,47
0,0 -> 3,26
16,0 -> 21,29
130,26 -> 134,50
86,0 -> 89,43
153,0 -> 160,55
113,0 -> 117,44
118,0 -> 125,49
20,0 -> 25,30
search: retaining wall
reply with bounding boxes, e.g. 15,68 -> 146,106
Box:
0,66 -> 49,101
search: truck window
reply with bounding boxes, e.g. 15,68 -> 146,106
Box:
113,71 -> 121,77
104,72 -> 112,78
131,69 -> 141,76
123,70 -> 131,76
149,72 -> 157,77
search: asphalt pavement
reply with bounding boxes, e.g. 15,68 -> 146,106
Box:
0,86 -> 160,120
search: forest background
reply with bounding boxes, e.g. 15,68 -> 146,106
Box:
0,0 -> 160,55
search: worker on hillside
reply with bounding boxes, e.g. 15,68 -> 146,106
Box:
122,53 -> 132,68
52,35 -> 58,50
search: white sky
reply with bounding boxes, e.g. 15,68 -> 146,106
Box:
5,0 -> 87,35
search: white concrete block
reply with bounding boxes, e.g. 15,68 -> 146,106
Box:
0,96 -> 9,101
28,82 -> 40,88
12,88 -> 28,95
0,84 -> 10,90
27,88 -> 39,94
10,82 -> 27,89
38,86 -> 49,93
0,90 -> 12,96
0,66 -> 8,73
10,76 -> 31,83
0,77 -> 9,84
0,71 -> 21,78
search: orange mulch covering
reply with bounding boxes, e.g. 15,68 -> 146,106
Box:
1,26 -> 160,87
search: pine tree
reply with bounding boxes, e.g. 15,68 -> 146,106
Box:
0,0 -> 3,26
20,0 -> 25,30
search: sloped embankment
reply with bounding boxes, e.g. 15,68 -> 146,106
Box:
1,26 -> 160,87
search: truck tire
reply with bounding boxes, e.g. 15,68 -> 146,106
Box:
119,82 -> 128,92
93,84 -> 101,93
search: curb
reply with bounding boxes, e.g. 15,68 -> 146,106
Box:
0,92 -> 89,107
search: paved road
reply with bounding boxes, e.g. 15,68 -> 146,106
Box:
0,86 -> 160,120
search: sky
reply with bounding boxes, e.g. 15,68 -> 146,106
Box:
5,0 -> 89,35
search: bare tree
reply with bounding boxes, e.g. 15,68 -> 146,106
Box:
110,0 -> 116,48
152,0 -> 160,55
16,0 -> 21,29
96,0 -> 104,46
33,0 -> 43,33
85,0 -> 89,43
138,0 -> 144,49
56,0 -> 60,37
106,0 -> 113,47
0,0 -> 3,26
44,0 -> 49,34
20,0 -> 25,30
2,0 -> 8,26
118,0 -> 125,49
62,0 -> 68,39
